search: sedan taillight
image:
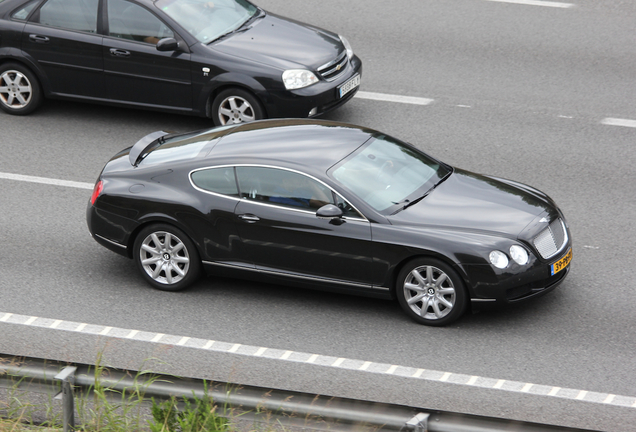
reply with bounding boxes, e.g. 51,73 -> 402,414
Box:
90,180 -> 103,205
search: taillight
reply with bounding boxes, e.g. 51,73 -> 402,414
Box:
90,180 -> 103,205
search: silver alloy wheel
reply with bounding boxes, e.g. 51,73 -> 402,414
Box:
403,265 -> 456,320
218,95 -> 256,125
0,70 -> 33,109
139,231 -> 190,285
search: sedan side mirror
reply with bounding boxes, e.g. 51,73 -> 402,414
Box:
316,204 -> 345,224
156,38 -> 179,52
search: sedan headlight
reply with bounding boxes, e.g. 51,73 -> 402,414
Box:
489,250 -> 509,269
282,70 -> 319,90
510,245 -> 529,265
339,35 -> 354,60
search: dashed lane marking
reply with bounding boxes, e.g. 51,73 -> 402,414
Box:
2,311 -> 635,409
601,118 -> 636,128
484,0 -> 575,8
0,172 -> 93,190
355,91 -> 434,106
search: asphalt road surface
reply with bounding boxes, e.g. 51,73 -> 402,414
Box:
1,1 -> 635,430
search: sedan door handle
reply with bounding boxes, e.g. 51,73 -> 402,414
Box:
238,214 -> 260,223
109,48 -> 131,57
29,34 -> 49,44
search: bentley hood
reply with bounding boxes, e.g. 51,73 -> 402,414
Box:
388,169 -> 558,239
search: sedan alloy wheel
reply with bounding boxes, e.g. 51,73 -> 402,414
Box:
0,63 -> 41,115
212,88 -> 264,126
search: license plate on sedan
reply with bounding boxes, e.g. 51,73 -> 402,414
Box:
551,248 -> 572,275
338,74 -> 360,98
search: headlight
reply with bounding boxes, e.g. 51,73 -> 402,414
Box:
340,35 -> 354,60
489,250 -> 509,269
510,245 -> 529,265
282,70 -> 319,90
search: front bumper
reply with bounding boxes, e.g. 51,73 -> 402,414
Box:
463,242 -> 573,312
262,55 -> 362,119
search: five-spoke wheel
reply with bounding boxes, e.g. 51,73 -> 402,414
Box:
396,258 -> 467,326
211,88 -> 264,126
0,63 -> 41,115
133,225 -> 200,291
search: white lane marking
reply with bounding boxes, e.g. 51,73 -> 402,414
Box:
355,91 -> 434,106
3,314 -> 636,409
50,320 -> 62,329
576,390 -> 588,400
485,0 -> 574,8
601,118 -> 636,128
0,172 -> 93,190
203,340 -> 215,349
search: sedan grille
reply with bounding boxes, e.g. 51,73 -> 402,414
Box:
533,218 -> 567,259
317,51 -> 349,81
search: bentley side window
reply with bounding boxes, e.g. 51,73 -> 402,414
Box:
107,0 -> 174,44
236,167 -> 334,211
191,167 -> 238,197
36,0 -> 99,33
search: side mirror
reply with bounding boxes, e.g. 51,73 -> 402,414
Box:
316,204 -> 345,224
156,38 -> 179,52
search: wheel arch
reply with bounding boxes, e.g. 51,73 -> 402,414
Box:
0,52 -> 51,96
202,73 -> 270,118
125,215 -> 203,260
389,252 -> 474,302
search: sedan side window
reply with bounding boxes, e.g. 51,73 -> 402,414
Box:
191,167 -> 238,197
36,0 -> 98,33
107,0 -> 174,44
236,167 -> 334,211
11,0 -> 39,21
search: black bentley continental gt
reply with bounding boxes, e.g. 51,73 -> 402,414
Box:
87,119 -> 572,326
0,0 -> 361,125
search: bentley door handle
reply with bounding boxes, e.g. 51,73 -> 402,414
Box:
238,214 -> 260,223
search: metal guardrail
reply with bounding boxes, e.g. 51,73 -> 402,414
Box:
0,354 -> 598,432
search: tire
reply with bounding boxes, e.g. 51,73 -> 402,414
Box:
396,258 -> 467,326
211,87 -> 264,126
133,224 -> 201,292
0,63 -> 42,115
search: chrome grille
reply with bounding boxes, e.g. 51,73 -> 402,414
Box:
533,218 -> 567,259
317,51 -> 348,81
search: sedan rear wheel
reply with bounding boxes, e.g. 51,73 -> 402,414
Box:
133,225 -> 200,292
211,88 -> 264,126
0,63 -> 42,115
396,258 -> 467,326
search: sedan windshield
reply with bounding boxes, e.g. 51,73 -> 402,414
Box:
156,0 -> 258,43
330,135 -> 451,213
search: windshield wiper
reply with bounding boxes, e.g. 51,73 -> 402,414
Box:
391,170 -> 452,215
209,9 -> 265,43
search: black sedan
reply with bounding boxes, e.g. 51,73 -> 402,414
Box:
0,0 -> 361,125
87,119 -> 573,326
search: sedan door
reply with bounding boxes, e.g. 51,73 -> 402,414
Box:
22,0 -> 103,98
233,166 -> 375,287
103,0 -> 192,109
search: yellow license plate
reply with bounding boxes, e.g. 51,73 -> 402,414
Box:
551,248 -> 572,275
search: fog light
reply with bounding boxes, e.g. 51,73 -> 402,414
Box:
308,107 -> 318,117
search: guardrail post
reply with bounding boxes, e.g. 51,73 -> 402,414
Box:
54,366 -> 77,432
405,413 -> 430,432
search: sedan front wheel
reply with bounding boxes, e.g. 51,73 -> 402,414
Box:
396,258 -> 467,326
133,225 -> 201,292
211,88 -> 264,127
